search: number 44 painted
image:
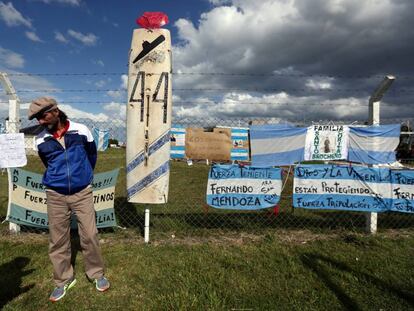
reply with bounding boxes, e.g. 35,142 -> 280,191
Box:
129,71 -> 169,123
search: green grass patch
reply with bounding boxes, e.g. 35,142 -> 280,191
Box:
0,232 -> 413,310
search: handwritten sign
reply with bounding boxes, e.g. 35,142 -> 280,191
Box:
6,168 -> 119,228
206,164 -> 282,210
0,133 -> 27,168
186,128 -> 232,161
391,170 -> 414,213
293,164 -> 392,212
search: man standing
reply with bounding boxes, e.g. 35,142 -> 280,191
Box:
28,97 -> 110,302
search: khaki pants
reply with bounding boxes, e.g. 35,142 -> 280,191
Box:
46,186 -> 105,287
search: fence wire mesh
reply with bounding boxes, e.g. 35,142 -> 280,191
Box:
1,114 -> 414,240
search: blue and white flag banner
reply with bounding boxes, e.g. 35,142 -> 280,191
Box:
170,124 -> 186,159
348,124 -> 400,164
231,127 -> 249,161
206,164 -> 282,210
250,124 -> 307,166
293,164 -> 392,212
304,125 -> 349,161
92,128 -> 110,151
6,168 -> 119,228
391,170 -> 414,213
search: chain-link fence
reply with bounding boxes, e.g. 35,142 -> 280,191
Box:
1,115 -> 414,239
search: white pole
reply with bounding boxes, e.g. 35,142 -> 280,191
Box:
366,75 -> 395,234
144,208 -> 150,243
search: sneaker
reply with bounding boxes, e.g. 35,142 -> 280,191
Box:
94,276 -> 110,292
49,278 -> 76,302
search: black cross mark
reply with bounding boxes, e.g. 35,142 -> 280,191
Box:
132,35 -> 166,64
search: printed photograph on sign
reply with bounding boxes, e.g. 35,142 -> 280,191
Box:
304,125 -> 349,161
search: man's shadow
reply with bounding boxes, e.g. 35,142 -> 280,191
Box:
301,253 -> 414,310
0,256 -> 35,308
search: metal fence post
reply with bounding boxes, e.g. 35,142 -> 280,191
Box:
366,75 -> 395,234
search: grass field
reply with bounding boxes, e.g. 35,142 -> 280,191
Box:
0,231 -> 413,310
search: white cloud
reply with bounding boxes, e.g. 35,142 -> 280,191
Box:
172,90 -> 370,121
121,74 -> 128,89
171,0 -> 414,120
0,47 -> 24,68
34,0 -> 81,6
103,102 -> 126,120
306,78 -> 333,90
67,29 -> 98,46
209,0 -> 232,5
93,59 -> 104,67
107,75 -> 127,100
107,90 -> 123,100
95,80 -> 106,88
0,1 -> 32,27
59,104 -> 109,121
54,31 -> 69,43
25,31 -> 42,42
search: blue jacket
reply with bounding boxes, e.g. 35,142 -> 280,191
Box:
36,120 -> 97,195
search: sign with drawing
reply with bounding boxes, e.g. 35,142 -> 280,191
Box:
304,125 -> 349,161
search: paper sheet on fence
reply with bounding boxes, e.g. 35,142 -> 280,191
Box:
206,164 -> 282,210
0,133 -> 27,168
6,168 -> 119,228
293,164 -> 392,212
304,125 -> 349,161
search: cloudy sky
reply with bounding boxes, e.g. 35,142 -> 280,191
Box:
0,0 -> 413,126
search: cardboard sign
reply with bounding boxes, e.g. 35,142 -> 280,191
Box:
185,128 -> 232,161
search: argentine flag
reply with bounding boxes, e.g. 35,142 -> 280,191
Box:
92,128 -> 110,151
250,124 -> 307,166
348,124 -> 400,164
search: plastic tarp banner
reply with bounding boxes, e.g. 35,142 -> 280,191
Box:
6,168 -> 119,228
293,164 -> 392,212
390,170 -> 414,213
206,164 -> 282,210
